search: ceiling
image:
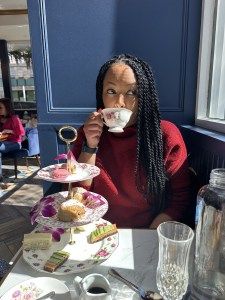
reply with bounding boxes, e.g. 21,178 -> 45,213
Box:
0,0 -> 29,49
0,0 -> 27,10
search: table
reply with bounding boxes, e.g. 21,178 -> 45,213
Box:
0,229 -> 160,299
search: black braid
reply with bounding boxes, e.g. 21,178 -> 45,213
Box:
96,54 -> 166,214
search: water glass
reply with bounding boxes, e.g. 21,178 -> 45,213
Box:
156,221 -> 194,300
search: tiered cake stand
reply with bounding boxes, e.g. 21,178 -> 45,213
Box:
23,126 -> 119,275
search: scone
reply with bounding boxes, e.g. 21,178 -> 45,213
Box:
58,199 -> 85,222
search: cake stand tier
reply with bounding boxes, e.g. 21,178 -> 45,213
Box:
37,163 -> 100,183
34,191 -> 108,229
23,219 -> 119,275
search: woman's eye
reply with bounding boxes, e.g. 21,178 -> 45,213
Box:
106,89 -> 116,94
126,90 -> 136,95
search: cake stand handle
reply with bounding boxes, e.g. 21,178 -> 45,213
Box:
69,227 -> 75,245
68,182 -> 73,199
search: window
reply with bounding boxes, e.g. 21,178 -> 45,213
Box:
196,0 -> 225,134
17,77 -> 26,86
26,90 -> 35,101
9,47 -> 35,103
26,77 -> 34,86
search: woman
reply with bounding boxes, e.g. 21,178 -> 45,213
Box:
72,54 -> 191,228
0,98 -> 25,181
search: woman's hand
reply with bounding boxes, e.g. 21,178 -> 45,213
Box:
149,213 -> 173,229
83,111 -> 103,148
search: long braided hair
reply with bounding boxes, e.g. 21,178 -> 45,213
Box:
96,54 -> 166,214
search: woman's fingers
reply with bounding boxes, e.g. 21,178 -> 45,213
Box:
84,123 -> 102,133
85,112 -> 103,126
84,112 -> 103,131
83,112 -> 103,148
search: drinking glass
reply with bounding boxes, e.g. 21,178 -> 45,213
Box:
156,221 -> 194,300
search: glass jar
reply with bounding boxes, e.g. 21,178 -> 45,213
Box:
192,169 -> 225,299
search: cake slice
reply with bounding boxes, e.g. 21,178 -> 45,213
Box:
89,224 -> 118,243
23,232 -> 52,250
58,199 -> 85,222
44,250 -> 69,272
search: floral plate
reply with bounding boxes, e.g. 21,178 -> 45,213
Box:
23,219 -> 119,275
0,277 -> 70,300
34,191 -> 108,228
37,163 -> 100,183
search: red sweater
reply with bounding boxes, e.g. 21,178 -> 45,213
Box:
1,115 -> 25,143
72,120 -> 191,228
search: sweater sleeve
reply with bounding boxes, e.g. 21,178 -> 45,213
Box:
11,115 -> 25,137
161,121 -> 191,221
71,126 -> 94,190
71,126 -> 85,159
71,126 -> 117,194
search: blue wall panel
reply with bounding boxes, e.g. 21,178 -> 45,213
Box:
27,0 -> 202,193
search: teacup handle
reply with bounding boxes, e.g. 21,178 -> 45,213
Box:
74,276 -> 83,296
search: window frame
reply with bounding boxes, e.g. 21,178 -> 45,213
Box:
195,0 -> 225,134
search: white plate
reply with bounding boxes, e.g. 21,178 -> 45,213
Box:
23,219 -> 119,275
37,163 -> 100,183
0,277 -> 70,300
35,191 -> 108,228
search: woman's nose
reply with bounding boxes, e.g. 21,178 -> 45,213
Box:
114,94 -> 125,108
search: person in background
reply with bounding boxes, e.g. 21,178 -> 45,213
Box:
72,53 -> 191,229
25,114 -> 37,129
0,98 -> 25,183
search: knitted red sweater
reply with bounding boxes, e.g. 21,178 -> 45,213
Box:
1,115 -> 25,143
72,120 -> 191,228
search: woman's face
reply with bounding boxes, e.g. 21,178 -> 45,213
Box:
0,103 -> 7,117
102,63 -> 138,126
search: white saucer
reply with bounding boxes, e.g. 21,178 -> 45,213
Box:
0,277 -> 70,300
108,127 -> 124,133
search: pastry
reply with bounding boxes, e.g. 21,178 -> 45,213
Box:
70,187 -> 87,202
44,250 -> 69,272
58,199 -> 85,222
67,150 -> 77,174
89,224 -> 118,243
51,167 -> 70,179
23,232 -> 52,250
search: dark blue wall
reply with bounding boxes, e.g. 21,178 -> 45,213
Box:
27,0 -> 202,193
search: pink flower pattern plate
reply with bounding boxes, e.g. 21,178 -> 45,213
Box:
35,191 -> 108,228
23,219 -> 119,275
37,163 -> 100,183
0,277 -> 70,300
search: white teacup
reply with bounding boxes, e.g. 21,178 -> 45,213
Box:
74,273 -> 112,300
101,108 -> 132,132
